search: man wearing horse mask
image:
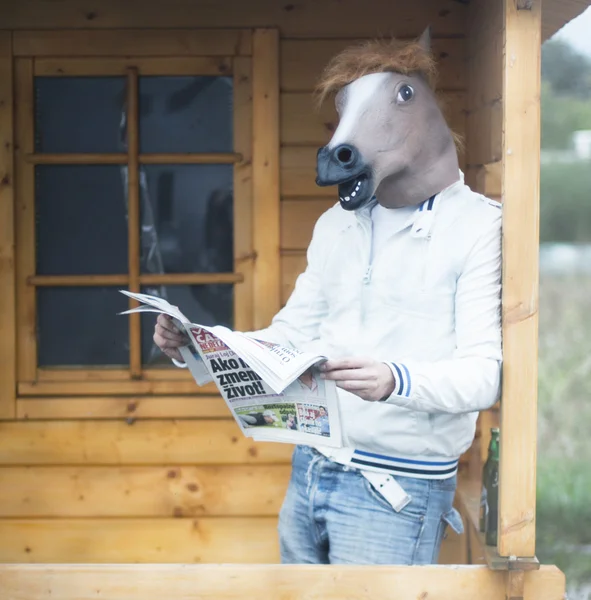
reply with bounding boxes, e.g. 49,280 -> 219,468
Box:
154,28 -> 502,565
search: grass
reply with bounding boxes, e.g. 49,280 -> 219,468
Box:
536,273 -> 591,594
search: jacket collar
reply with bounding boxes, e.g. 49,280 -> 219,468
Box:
355,170 -> 465,239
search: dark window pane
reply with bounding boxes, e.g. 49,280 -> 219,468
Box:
35,77 -> 126,153
141,285 -> 233,367
35,165 -> 128,275
138,164 -> 233,276
139,76 -> 233,153
38,287 -> 129,367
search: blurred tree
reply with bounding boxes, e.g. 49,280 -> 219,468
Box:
542,39 -> 591,98
541,81 -> 591,149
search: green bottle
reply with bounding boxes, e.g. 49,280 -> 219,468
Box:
479,428 -> 500,535
484,428 -> 500,546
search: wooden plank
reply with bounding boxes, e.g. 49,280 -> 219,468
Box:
281,253 -> 307,306
499,0 -> 541,559
0,420 -> 294,465
0,465 -> 290,517
16,396 -> 230,420
35,56 -> 233,77
281,38 -> 467,92
35,368 -> 201,382
281,147 -> 335,198
29,273 -> 242,286
233,57 -> 255,332
281,91 -> 467,147
0,518 -> 280,563
26,153 -> 241,165
475,161 -> 502,198
0,564 -> 567,599
1,1 -> 467,37
466,0 -> 503,169
466,102 -> 503,166
281,199 -> 335,250
14,58 -> 37,383
252,29 -> 280,329
0,32 -> 15,419
126,68 -> 141,378
18,379 -> 216,396
14,29 -> 252,57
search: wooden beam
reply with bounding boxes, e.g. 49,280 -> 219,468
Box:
499,0 -> 541,558
13,29 -> 252,57
0,420 -> 293,465
34,56 -> 232,77
0,32 -> 15,419
0,1 -> 467,37
0,564 -> 566,599
252,29 -> 280,329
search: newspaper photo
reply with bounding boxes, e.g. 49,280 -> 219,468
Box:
119,290 -> 343,448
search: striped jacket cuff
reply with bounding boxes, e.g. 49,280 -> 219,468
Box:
384,362 -> 413,405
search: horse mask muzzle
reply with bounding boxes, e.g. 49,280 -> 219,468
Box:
316,144 -> 373,211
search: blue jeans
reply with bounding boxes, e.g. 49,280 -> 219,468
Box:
278,445 -> 464,564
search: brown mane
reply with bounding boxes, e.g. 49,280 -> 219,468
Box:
315,38 -> 437,107
315,36 -> 463,150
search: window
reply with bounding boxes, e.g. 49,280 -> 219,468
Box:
15,35 -> 254,398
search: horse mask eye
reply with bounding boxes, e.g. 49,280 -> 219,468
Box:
396,84 -> 414,103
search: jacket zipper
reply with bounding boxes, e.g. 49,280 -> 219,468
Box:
359,216 -> 374,328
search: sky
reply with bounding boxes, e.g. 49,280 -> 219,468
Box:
551,6 -> 591,57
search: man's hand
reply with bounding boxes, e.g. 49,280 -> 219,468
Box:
153,314 -> 188,363
319,357 -> 395,402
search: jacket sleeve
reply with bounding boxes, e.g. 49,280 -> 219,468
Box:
243,210 -> 332,349
383,211 -> 502,414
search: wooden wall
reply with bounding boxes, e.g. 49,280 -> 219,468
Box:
0,0 -> 482,565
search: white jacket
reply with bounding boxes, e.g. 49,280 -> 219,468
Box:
250,172 -> 502,475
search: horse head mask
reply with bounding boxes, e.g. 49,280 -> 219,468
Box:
315,28 -> 460,211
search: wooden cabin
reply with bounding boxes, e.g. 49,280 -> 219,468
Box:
0,0 -> 588,598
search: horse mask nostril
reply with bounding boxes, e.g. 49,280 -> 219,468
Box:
336,146 -> 354,165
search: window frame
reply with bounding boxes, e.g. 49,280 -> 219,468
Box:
14,31 -> 257,398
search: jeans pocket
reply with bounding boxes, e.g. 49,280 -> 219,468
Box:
431,507 -> 464,563
442,507 -> 464,535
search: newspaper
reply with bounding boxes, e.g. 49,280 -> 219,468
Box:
119,290 -> 342,448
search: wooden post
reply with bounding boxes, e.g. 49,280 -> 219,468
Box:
14,58 -> 37,384
252,28 -> 280,330
499,0 -> 541,557
126,67 -> 141,378
233,56 -> 255,331
0,32 -> 15,419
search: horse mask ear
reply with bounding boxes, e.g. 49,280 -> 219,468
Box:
418,26 -> 431,52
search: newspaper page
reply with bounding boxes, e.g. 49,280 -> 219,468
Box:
119,290 -> 343,448
185,325 -> 342,448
